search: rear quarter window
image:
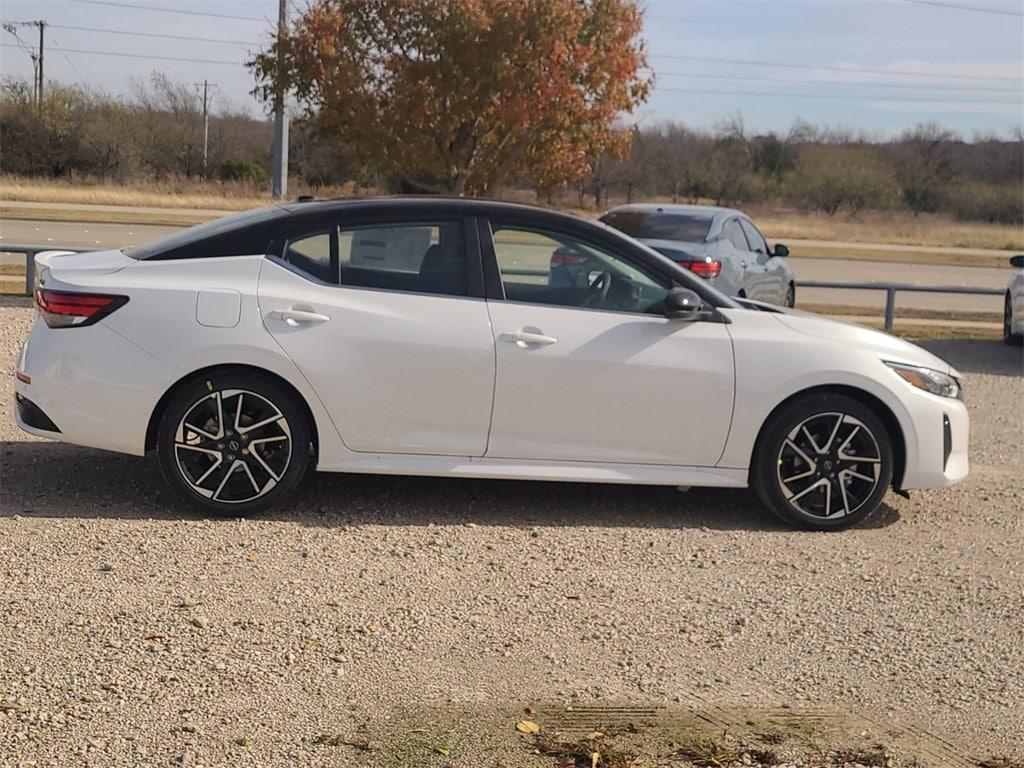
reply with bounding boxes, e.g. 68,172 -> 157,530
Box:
126,206 -> 288,260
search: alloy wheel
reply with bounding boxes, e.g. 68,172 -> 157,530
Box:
174,389 -> 292,504
776,411 -> 882,520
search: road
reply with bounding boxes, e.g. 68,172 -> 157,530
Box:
794,257 -> 1007,313
0,216 -> 1010,315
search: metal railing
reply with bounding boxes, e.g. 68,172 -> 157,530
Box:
798,280 -> 1004,330
0,243 -> 88,296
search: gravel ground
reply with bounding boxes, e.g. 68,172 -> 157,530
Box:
0,304 -> 1022,767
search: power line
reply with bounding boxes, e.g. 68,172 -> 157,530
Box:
655,85 -> 1021,106
49,36 -> 84,83
16,21 -> 261,46
897,0 -> 1024,16
655,69 -> 1022,94
649,54 -> 1024,83
1,41 -> 246,66
70,0 -> 268,23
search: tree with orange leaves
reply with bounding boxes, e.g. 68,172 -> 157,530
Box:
251,0 -> 651,195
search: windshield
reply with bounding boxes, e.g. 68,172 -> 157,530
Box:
601,210 -> 714,243
124,205 -> 288,259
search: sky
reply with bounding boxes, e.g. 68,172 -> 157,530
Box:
0,0 -> 1022,139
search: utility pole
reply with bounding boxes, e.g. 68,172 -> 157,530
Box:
2,20 -> 44,107
36,20 -> 44,105
195,79 -> 218,175
271,0 -> 288,199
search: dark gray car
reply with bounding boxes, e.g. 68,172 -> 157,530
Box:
599,204 -> 795,306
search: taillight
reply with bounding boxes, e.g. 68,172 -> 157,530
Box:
550,247 -> 588,268
681,258 -> 722,279
35,289 -> 128,328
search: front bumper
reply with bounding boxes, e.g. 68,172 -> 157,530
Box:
897,390 -> 969,490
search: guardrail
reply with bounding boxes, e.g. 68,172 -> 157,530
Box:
0,243 -> 88,296
0,246 -> 1007,332
799,280 -> 1004,330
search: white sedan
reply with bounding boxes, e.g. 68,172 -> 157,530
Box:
14,199 -> 968,530
1004,254 -> 1024,346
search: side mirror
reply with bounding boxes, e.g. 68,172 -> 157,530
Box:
1010,254 -> 1024,268
773,243 -> 790,257
664,287 -> 705,321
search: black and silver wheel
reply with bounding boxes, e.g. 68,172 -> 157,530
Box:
157,370 -> 310,515
752,393 -> 894,530
784,283 -> 795,308
1004,292 -> 1022,346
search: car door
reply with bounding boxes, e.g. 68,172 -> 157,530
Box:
258,217 -> 495,457
722,217 -> 763,299
482,221 -> 735,467
738,218 -> 783,303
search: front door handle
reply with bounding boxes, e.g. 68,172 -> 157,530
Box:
501,330 -> 558,348
267,308 -> 330,326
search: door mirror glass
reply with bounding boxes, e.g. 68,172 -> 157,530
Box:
664,287 -> 704,321
1010,254 -> 1024,268
773,243 -> 790,257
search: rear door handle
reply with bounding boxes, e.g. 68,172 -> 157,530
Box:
267,309 -> 330,326
501,330 -> 558,348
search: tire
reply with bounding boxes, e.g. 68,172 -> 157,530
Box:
751,393 -> 894,531
1004,293 -> 1022,346
157,369 -> 310,516
784,283 -> 795,308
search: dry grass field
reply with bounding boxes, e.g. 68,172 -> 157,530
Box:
748,208 -> 1023,252
2,176 -> 1022,254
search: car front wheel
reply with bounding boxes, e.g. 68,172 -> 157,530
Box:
752,393 -> 894,530
157,370 -> 310,516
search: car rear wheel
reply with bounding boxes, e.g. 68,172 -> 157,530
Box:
1004,293 -> 1022,346
157,370 -> 310,516
751,393 -> 894,530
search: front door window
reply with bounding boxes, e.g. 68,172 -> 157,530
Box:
491,226 -> 670,315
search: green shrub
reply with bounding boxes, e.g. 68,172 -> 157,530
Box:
942,181 -> 1023,225
218,161 -> 270,185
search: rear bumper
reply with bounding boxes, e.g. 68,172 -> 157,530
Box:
13,317 -> 172,456
15,393 -> 61,433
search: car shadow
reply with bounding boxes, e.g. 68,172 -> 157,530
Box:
916,338 -> 1023,377
0,441 -> 900,531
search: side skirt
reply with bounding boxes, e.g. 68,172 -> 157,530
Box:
315,454 -> 748,488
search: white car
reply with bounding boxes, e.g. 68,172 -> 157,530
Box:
14,199 -> 968,530
1004,254 -> 1024,346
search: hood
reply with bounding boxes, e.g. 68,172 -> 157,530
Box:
36,248 -> 135,284
638,238 -> 708,261
771,307 -> 960,377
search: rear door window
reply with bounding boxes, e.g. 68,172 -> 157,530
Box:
339,223 -> 468,297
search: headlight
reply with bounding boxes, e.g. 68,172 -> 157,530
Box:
886,362 -> 962,400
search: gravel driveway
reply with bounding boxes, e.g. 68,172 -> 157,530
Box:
1,304 -> 1022,767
